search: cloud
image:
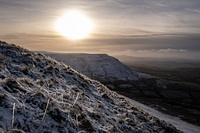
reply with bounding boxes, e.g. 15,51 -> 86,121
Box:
155,3 -> 167,7
99,49 -> 111,52
120,48 -> 195,59
124,49 -> 188,53
0,0 -> 200,58
158,49 -> 187,53
187,8 -> 200,13
86,33 -> 200,51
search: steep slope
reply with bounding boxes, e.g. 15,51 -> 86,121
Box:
45,53 -> 158,91
45,54 -> 176,97
46,53 -> 200,126
0,41 -> 181,133
45,53 -> 152,82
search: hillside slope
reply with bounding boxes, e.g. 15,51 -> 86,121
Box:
46,53 -> 200,126
45,53 -> 192,99
45,53 -> 162,91
45,53 -> 152,82
0,41 -> 181,132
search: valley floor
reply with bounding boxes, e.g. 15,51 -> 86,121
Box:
125,97 -> 200,133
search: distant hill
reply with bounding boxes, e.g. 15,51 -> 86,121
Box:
0,41 -> 180,132
45,53 -> 153,82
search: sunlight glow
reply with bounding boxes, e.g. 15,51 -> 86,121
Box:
56,10 -> 94,39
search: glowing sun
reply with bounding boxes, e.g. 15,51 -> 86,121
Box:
56,10 -> 94,39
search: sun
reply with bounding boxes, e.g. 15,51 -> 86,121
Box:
56,10 -> 94,40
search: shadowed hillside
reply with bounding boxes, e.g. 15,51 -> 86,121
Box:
0,41 -> 181,132
46,53 -> 200,126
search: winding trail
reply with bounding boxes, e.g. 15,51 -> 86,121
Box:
125,97 -> 200,133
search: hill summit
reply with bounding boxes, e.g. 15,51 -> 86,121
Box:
0,41 -> 181,133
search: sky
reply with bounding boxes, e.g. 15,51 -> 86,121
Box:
0,0 -> 200,59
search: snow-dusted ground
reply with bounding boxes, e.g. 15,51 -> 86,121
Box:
125,97 -> 200,133
0,41 -> 181,133
46,53 -> 170,94
46,53 -> 153,82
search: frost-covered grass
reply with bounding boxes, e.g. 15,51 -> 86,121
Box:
45,53 -> 151,82
0,41 -> 181,133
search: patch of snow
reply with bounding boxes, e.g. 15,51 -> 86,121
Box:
125,97 -> 200,133
46,53 -> 153,82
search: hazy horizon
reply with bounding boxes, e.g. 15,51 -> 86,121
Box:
0,0 -> 200,59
